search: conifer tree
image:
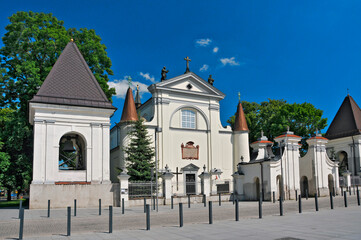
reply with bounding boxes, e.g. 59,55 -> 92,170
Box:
124,118 -> 155,181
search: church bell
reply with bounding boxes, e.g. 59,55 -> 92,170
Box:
63,137 -> 75,152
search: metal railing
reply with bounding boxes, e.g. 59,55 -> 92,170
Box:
339,176 -> 361,187
185,182 -> 196,195
128,181 -> 157,199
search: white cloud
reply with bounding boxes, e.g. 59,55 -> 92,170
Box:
213,47 -> 219,53
108,76 -> 149,99
199,64 -> 209,72
220,57 -> 240,66
139,72 -> 156,83
196,38 -> 212,47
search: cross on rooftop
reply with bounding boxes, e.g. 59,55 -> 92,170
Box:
184,56 -> 191,73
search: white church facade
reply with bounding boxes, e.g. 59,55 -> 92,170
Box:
28,41 -> 360,208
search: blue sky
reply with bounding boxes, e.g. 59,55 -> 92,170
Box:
2,1 -> 361,131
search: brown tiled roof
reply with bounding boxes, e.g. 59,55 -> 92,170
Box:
309,136 -> 328,140
251,140 -> 273,144
325,95 -> 361,139
274,134 -> 301,139
234,102 -> 248,131
30,41 -> 115,109
120,87 -> 138,122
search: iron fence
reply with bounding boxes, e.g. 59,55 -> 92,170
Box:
185,181 -> 196,195
339,176 -> 361,187
128,181 -> 157,199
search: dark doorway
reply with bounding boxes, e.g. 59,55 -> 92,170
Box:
186,174 -> 196,194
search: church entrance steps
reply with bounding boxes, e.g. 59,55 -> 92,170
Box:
0,195 -> 359,239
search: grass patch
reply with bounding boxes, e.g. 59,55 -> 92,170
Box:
0,198 -> 28,208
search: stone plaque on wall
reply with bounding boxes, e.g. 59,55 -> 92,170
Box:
181,141 -> 199,160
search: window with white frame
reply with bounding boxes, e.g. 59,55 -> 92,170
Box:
181,109 -> 196,129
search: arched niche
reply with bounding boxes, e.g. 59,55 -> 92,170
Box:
59,132 -> 86,171
336,151 -> 348,175
169,105 -> 209,130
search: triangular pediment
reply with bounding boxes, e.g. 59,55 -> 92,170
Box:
181,163 -> 200,172
326,95 -> 361,139
151,72 -> 225,99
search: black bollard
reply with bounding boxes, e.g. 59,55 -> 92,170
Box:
349,187 -> 351,196
258,196 -> 262,219
219,193 -> 221,206
296,190 -> 298,201
18,200 -> 23,218
298,195 -> 302,213
279,196 -> 283,216
144,198 -> 146,213
232,193 -> 235,205
315,194 -> 319,211
330,193 -> 334,210
188,194 -> 191,208
306,189 -> 309,200
357,189 -> 360,206
122,198 -> 125,214
209,201 -> 213,224
99,199 -> 101,216
203,194 -> 206,207
47,200 -> 50,218
235,199 -> 239,221
344,191 -> 348,207
179,203 -> 183,227
109,206 -> 113,233
19,207 -> 24,240
74,199 -> 77,217
273,191 -> 275,203
146,204 -> 150,230
67,206 -> 71,236
171,196 -> 174,209
152,196 -> 155,210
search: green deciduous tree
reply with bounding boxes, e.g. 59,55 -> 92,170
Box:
0,11 -> 115,196
124,118 -> 155,181
227,99 -> 327,156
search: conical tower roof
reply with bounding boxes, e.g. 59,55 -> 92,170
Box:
234,102 -> 248,131
120,87 -> 138,122
30,40 -> 115,109
325,95 -> 361,139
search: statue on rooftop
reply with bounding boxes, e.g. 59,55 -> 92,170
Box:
161,66 -> 169,81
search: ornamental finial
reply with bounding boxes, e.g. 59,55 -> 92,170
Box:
238,92 -> 241,102
127,76 -> 132,87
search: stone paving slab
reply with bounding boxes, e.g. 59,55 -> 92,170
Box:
0,195 -> 360,239
21,206 -> 361,240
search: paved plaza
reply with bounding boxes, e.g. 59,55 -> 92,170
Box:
0,195 -> 361,239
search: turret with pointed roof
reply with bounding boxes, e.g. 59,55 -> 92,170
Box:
30,40 -> 115,109
325,95 -> 361,139
234,101 -> 249,132
120,87 -> 138,122
233,99 -> 250,167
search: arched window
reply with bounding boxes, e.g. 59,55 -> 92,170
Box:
181,109 -> 196,129
59,133 -> 86,170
